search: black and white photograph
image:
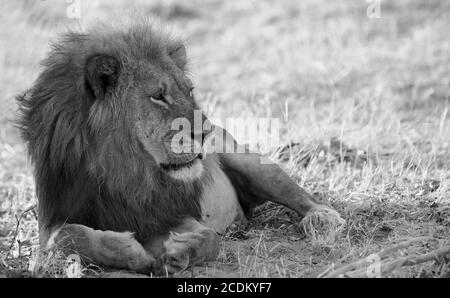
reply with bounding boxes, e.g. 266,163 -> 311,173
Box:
0,0 -> 449,284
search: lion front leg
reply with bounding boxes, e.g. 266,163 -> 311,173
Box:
218,151 -> 345,242
45,224 -> 160,274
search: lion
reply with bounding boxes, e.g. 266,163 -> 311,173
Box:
17,22 -> 345,274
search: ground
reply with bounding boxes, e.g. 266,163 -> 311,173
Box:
0,0 -> 449,278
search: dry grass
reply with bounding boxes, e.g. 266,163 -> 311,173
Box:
0,0 -> 449,278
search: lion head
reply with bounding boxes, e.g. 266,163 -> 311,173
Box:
84,24 -> 206,181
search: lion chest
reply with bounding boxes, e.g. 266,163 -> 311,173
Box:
200,157 -> 245,233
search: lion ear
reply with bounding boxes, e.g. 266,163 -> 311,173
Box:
85,54 -> 120,100
168,43 -> 187,69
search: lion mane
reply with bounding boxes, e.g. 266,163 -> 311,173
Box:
17,24 -> 206,243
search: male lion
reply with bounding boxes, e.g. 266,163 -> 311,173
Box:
17,22 -> 344,274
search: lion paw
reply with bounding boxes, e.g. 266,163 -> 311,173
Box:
301,206 -> 345,243
160,231 -> 205,274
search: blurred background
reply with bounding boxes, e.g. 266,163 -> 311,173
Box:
0,0 -> 449,277
1,0 -> 449,152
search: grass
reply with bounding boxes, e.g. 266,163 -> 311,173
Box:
0,0 -> 449,277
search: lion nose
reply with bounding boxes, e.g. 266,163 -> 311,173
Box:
192,128 -> 213,159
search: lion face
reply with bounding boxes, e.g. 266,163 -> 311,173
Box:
128,52 -> 205,181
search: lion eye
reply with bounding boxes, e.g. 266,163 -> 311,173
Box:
149,84 -> 167,103
189,87 -> 195,98
149,92 -> 169,107
150,86 -> 166,102
151,93 -> 165,101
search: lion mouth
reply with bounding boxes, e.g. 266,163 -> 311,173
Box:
160,155 -> 204,181
160,154 -> 202,172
